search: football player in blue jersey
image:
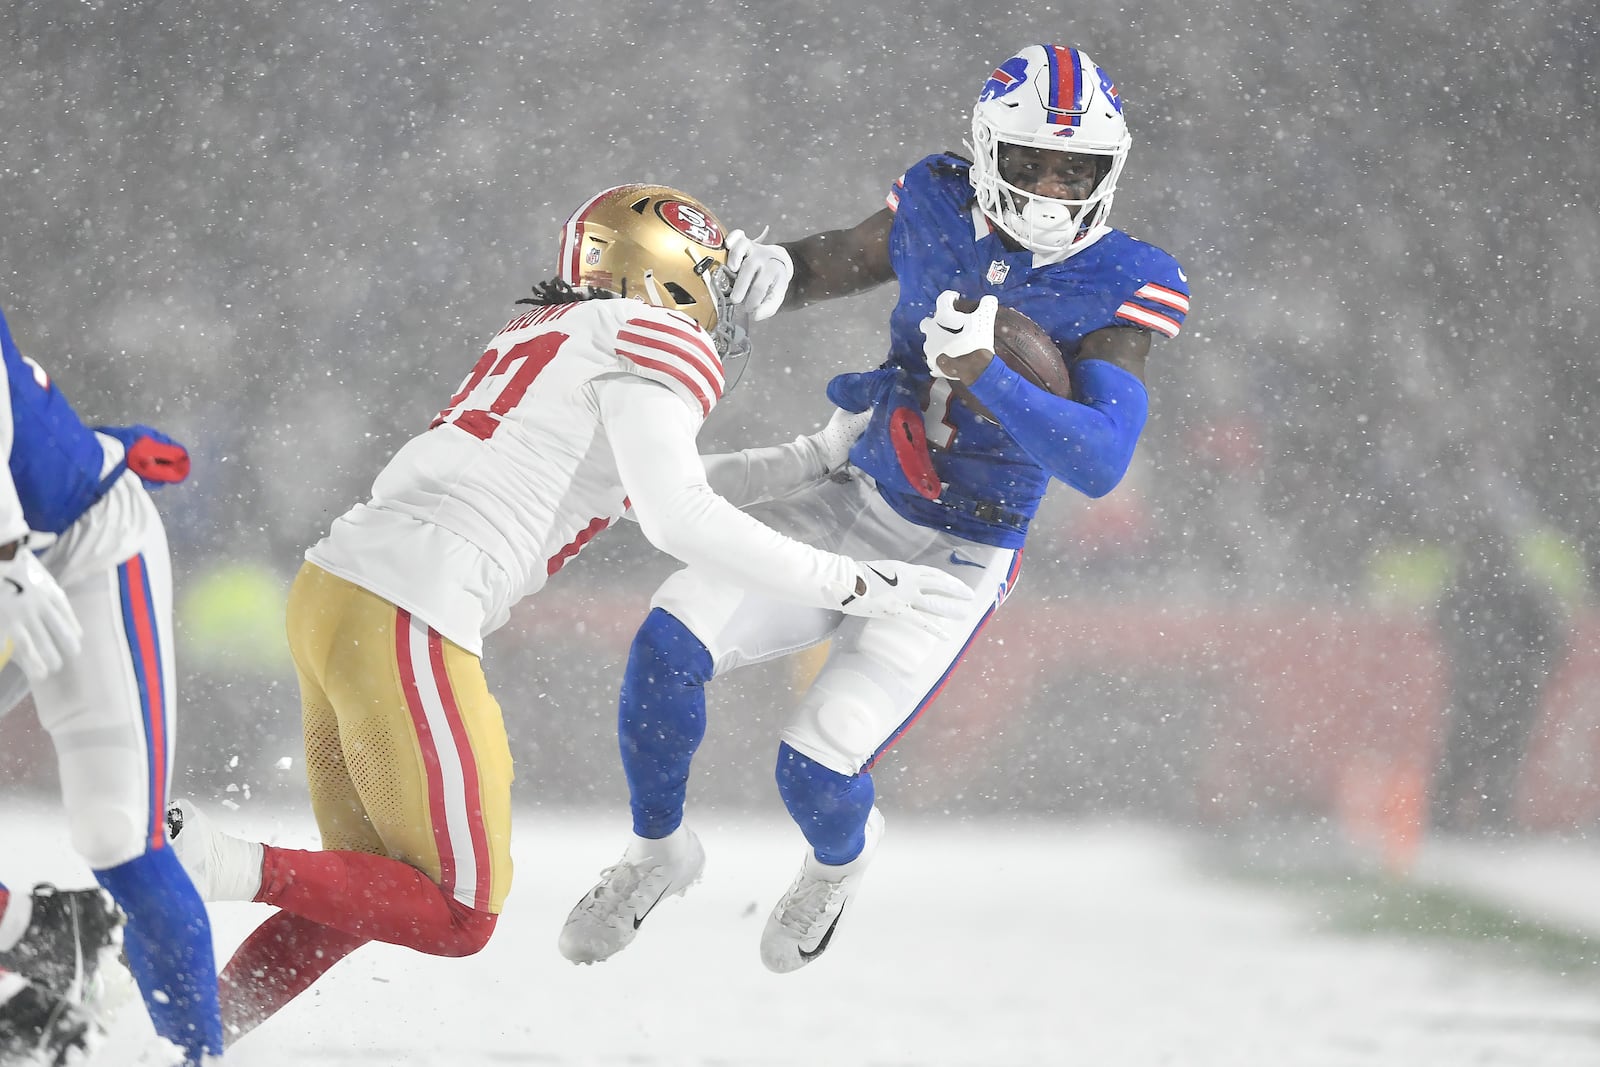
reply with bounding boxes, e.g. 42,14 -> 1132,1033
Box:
561,44 -> 1191,972
0,305 -> 223,1064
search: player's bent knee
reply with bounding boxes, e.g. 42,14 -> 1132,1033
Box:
649,572 -> 745,661
444,901 -> 498,957
782,678 -> 885,777
629,608 -> 714,685
68,804 -> 146,870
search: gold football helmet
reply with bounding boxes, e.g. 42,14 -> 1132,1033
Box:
556,184 -> 749,364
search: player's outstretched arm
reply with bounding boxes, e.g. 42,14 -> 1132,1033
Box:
604,377 -> 971,635
779,209 -> 896,310
701,406 -> 870,508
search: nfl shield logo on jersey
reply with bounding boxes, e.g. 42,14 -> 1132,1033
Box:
986,260 -> 1009,285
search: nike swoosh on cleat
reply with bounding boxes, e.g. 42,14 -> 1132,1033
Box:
798,903 -> 846,961
866,565 -> 898,587
633,893 -> 668,930
947,552 -> 984,568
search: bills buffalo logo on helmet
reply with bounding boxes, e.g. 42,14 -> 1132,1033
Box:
657,200 -> 724,248
979,57 -> 1030,102
1098,69 -> 1123,113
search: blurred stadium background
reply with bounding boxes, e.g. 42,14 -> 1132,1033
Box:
2,1 -> 1597,846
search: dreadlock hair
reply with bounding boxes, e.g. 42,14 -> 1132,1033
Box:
515,277 -> 618,307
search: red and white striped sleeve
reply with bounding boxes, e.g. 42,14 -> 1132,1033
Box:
1114,281 -> 1189,338
610,306 -> 725,419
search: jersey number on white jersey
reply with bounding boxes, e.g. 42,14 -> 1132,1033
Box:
432,333 -> 567,441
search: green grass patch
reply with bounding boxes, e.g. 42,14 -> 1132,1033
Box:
1210,839 -> 1600,979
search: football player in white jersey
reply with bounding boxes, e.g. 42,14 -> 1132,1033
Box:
166,183 -> 972,1042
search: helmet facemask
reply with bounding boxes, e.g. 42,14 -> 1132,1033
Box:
968,45 -> 1133,258
701,260 -> 751,386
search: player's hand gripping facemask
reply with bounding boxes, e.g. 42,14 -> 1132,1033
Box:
725,228 -> 794,322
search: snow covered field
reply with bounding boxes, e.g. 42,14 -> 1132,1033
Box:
7,802 -> 1600,1066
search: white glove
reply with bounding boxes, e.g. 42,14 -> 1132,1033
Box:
0,546 -> 84,681
919,291 -> 998,379
725,228 -> 794,322
837,560 -> 975,638
807,407 -> 872,473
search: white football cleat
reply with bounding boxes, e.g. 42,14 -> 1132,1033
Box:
760,807 -> 885,974
165,800 -> 264,903
559,826 -> 705,964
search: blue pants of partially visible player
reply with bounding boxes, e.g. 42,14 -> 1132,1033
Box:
0,474 -> 222,1064
619,468 -> 1020,863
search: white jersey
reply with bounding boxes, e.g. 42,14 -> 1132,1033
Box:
308,296 -> 858,654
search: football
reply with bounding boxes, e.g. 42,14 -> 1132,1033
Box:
947,300 -> 1071,422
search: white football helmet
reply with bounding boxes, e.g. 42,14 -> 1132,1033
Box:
969,45 -> 1132,257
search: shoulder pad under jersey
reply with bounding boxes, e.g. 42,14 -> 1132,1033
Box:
1103,237 -> 1190,339
609,303 -> 726,419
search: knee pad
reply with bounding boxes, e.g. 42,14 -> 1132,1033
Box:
69,804 -> 146,870
781,670 -> 885,776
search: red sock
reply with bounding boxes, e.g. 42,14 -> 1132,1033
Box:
0,888 -> 10,915
256,844 -> 497,956
220,911 -> 367,1042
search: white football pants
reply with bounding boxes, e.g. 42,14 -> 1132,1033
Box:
651,469 -> 1020,776
0,473 -> 176,870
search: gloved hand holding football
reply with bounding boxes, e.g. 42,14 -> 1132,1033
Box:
920,291 -> 998,378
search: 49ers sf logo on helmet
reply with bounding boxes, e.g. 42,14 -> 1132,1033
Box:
657,200 -> 724,248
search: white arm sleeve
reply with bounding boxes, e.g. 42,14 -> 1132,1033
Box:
700,436 -> 829,509
599,376 -> 858,608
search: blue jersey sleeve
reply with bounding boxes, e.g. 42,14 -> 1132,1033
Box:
1,307 -> 131,534
965,356 -> 1150,498
1106,244 -> 1189,339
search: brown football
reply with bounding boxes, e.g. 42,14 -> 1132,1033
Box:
948,300 -> 1071,422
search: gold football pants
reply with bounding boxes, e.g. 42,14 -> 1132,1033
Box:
285,562 -> 513,912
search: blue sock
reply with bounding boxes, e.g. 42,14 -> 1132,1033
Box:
95,847 -> 223,1065
775,742 -> 875,864
620,609 -> 715,839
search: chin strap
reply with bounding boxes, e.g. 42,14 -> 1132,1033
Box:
641,269 -> 666,311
